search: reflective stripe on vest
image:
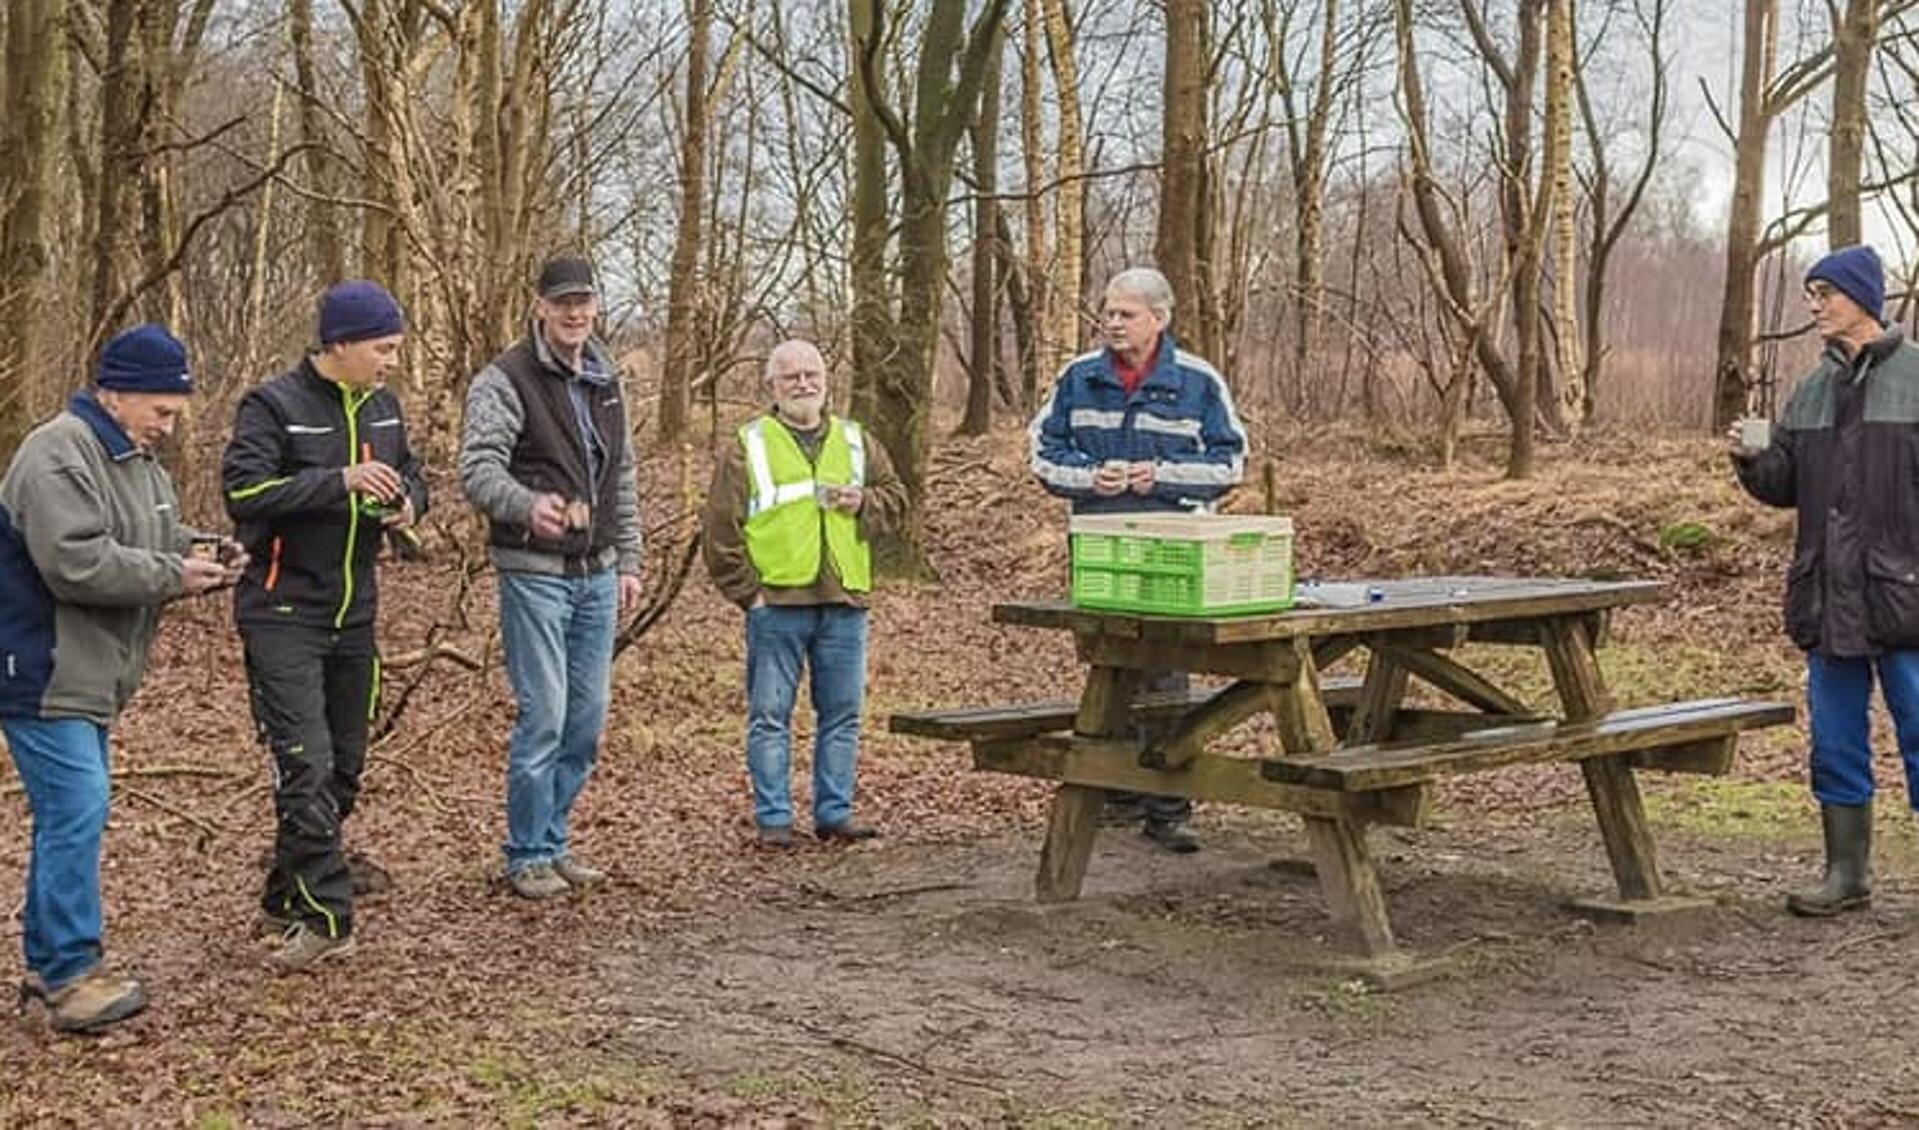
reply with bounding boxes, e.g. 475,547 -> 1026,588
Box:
739,415 -> 872,591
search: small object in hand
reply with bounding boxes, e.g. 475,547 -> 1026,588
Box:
815,483 -> 839,507
1738,418 -> 1771,451
1367,585 -> 1385,603
357,497 -> 394,519
189,534 -> 223,563
564,500 -> 592,531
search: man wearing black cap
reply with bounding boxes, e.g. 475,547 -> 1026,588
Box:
1,324 -> 241,1031
222,280 -> 427,971
1733,243 -> 1919,917
460,256 -> 643,900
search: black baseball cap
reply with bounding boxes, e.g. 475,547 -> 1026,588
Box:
537,256 -> 597,299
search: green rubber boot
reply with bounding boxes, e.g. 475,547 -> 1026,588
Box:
1786,803 -> 1872,917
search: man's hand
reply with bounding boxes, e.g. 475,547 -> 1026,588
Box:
220,542 -> 251,587
181,557 -> 230,596
527,492 -> 569,540
1092,461 -> 1129,497
618,573 -> 643,614
343,461 -> 403,502
381,497 -> 417,529
830,485 -> 863,513
1127,460 -> 1157,495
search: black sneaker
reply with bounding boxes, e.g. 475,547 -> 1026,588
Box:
815,821 -> 880,843
1143,820 -> 1201,854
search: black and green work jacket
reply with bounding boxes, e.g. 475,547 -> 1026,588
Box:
221,359 -> 427,631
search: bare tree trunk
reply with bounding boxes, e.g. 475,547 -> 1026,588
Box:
1828,0 -> 1878,248
852,0 -> 1010,575
1577,0 -> 1669,423
1714,0 -> 1778,429
1282,0 -> 1343,394
1156,0 -> 1212,358
0,0 -> 66,454
847,0 -> 893,429
1545,0 -> 1581,433
1040,0 -> 1083,365
1018,0 -> 1050,402
659,0 -> 713,442
290,0 -> 347,281
90,0 -> 144,337
960,26 -> 1004,437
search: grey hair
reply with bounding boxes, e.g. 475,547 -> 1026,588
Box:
763,338 -> 826,382
1105,267 -> 1175,320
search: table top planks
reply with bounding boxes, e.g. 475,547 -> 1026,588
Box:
994,576 -> 1667,644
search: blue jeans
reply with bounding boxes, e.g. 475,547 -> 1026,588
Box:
499,569 -> 617,873
2,718 -> 111,989
1807,650 -> 1919,808
745,604 -> 868,830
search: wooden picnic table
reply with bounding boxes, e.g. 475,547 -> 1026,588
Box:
892,576 -> 1795,978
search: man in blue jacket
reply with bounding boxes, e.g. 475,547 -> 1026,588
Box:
1028,267 -> 1249,851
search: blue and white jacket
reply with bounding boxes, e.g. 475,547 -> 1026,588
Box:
1028,334 -> 1248,513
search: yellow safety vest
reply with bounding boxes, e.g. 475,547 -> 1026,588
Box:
739,414 -> 872,592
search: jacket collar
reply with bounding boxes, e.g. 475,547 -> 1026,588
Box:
1097,331 -> 1182,391
527,320 -> 613,387
1823,325 -> 1906,371
68,391 -> 140,462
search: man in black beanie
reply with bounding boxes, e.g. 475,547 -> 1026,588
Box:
1733,243 -> 1919,917
222,280 -> 427,972
2,325 -> 240,1031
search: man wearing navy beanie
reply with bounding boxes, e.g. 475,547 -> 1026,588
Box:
0,325 -> 241,1031
1734,243 -> 1919,918
221,281 -> 427,972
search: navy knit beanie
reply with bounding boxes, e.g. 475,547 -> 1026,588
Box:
1806,244 -> 1886,324
97,324 -> 194,394
318,280 -> 406,345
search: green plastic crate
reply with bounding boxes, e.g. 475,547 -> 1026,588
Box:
1069,514 -> 1295,616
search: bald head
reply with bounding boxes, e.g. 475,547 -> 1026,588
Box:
766,339 -> 828,428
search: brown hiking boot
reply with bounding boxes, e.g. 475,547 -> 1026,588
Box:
38,967 -> 148,1033
507,862 -> 570,900
814,821 -> 879,843
553,856 -> 607,889
757,825 -> 796,850
267,923 -> 357,974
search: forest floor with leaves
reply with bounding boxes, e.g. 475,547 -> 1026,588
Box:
6,422 -> 1919,1127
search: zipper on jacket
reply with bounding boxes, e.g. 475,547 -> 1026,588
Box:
336,386 -> 368,628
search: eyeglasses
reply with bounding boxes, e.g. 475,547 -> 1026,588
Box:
773,369 -> 825,386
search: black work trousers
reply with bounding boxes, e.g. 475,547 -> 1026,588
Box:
242,620 -> 377,939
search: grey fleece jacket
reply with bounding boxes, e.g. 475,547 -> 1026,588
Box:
458,330 -> 643,576
0,393 -> 204,724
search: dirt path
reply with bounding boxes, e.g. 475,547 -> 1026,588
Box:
601,806 -> 1919,1127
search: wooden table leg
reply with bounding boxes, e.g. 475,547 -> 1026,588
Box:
1303,815 -> 1396,957
1541,617 -> 1669,907
1276,639 -> 1400,956
1029,665 -> 1140,902
1037,784 -> 1105,903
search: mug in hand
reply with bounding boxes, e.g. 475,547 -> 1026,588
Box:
564,500 -> 592,531
1738,418 -> 1772,451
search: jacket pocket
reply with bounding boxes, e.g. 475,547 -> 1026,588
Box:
1865,547 -> 1919,648
1784,553 -> 1823,651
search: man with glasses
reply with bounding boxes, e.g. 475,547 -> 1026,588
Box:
701,340 -> 906,848
1028,267 -> 1249,853
460,256 -> 643,898
1733,244 -> 1919,917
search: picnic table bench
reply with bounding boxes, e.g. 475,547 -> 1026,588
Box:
889,576 -> 1795,977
